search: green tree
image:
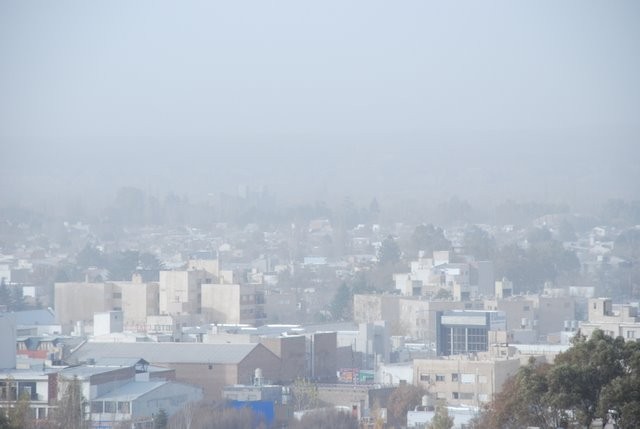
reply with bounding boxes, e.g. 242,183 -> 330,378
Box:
7,391 -> 31,429
330,283 -> 352,321
462,225 -> 496,260
378,235 -> 400,266
410,224 -> 451,257
154,409 -> 168,429
474,330 -> 637,429
0,279 -> 10,308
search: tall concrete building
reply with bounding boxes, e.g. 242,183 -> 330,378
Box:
159,269 -> 210,316
112,276 -> 159,331
436,310 -> 506,356
201,282 -> 265,325
55,278 -> 160,334
580,297 -> 640,339
54,282 -> 117,333
414,353 -> 521,407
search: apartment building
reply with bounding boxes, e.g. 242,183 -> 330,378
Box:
55,278 -> 161,334
159,269 -> 211,316
436,310 -> 507,356
201,282 -> 265,325
413,354 -> 520,407
580,297 -> 640,340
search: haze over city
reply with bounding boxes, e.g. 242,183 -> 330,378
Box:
1,2 -> 640,429
1,1 -> 639,209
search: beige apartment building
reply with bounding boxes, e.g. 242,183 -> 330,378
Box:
112,276 -> 159,331
54,282 -> 119,333
484,296 -> 536,334
55,278 -> 160,334
353,294 -> 469,340
580,297 -> 640,340
413,353 -> 521,407
159,269 -> 211,316
201,282 -> 266,325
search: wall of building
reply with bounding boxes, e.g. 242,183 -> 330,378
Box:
167,362 -> 236,401
311,332 -> 337,382
159,271 -> 205,316
115,281 -> 159,330
413,357 -> 520,406
261,336 -> 306,383
237,345 -> 281,386
0,313 -> 16,369
54,282 -> 115,332
131,382 -> 203,419
201,283 -> 241,324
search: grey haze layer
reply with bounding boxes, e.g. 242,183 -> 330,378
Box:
1,1 -> 638,207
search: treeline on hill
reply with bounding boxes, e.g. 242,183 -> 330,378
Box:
472,330 -> 640,429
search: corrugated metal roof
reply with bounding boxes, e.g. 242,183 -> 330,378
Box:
70,342 -> 260,364
93,381 -> 166,401
14,309 -> 56,326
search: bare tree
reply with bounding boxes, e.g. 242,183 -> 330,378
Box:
50,375 -> 88,429
291,378 -> 319,412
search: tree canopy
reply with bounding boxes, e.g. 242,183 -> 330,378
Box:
473,330 -> 640,429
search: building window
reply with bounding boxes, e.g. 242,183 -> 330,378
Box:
91,402 -> 104,413
459,392 -> 474,400
118,401 -> 130,414
113,292 -> 122,299
451,373 -> 459,382
523,306 -> 530,311
452,392 -> 459,399
420,374 -> 430,382
104,401 -> 117,413
461,373 -> 475,384
435,374 -> 445,382
627,331 -> 636,339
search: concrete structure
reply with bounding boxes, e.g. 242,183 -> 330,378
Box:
260,335 -> 306,384
90,380 -> 202,428
377,362 -> 414,385
68,342 -> 281,401
112,278 -> 159,331
55,278 -> 160,334
353,294 -> 467,342
159,269 -> 210,316
0,312 -> 16,369
93,311 -> 124,337
0,369 -> 56,420
1,359 -> 201,427
413,354 -> 521,407
484,297 -> 535,332
436,310 -> 507,356
13,308 -> 62,336
580,298 -> 640,340
309,332 -> 338,382
335,322 -> 391,370
54,282 -> 118,333
186,258 -> 219,277
407,405 -> 478,429
533,294 -> 576,337
201,282 -> 266,325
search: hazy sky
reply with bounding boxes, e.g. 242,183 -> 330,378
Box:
1,1 -> 639,207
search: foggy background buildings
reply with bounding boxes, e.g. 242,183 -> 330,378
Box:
1,1 -> 639,211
